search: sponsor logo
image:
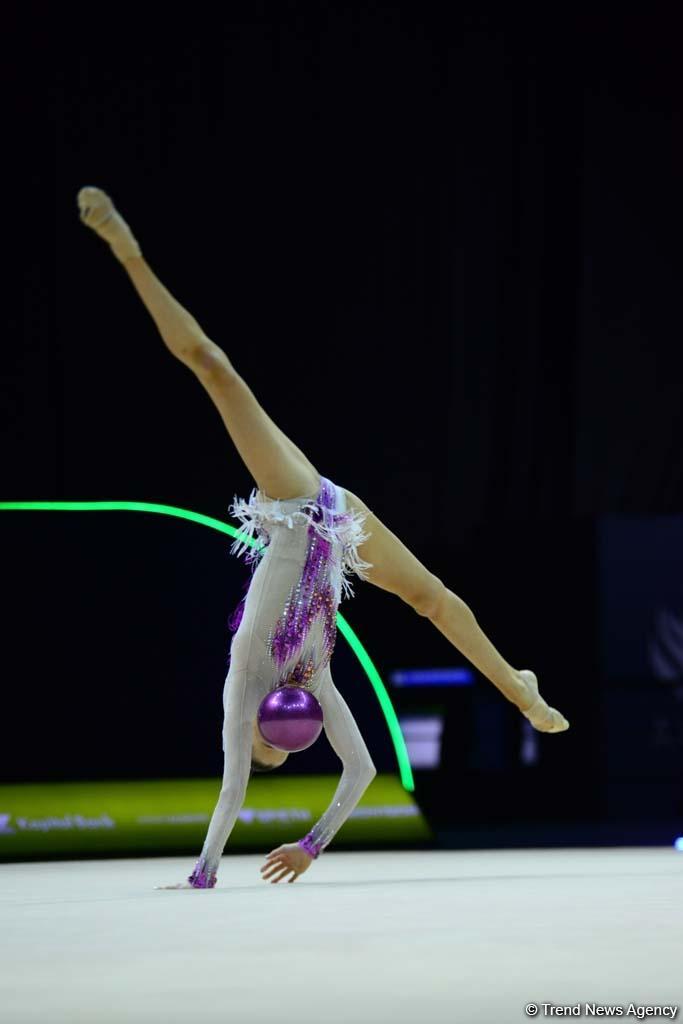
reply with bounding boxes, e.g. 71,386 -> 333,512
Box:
0,804 -> 419,838
134,805 -> 417,828
238,808 -> 312,825
0,813 -> 16,835
137,814 -> 210,825
0,814 -> 117,834
350,804 -> 420,819
135,808 -> 314,827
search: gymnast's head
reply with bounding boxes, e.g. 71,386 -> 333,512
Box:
251,719 -> 290,772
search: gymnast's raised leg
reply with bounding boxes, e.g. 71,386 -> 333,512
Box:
77,186 -> 569,733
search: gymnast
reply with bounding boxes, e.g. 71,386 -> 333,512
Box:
77,187 -> 570,889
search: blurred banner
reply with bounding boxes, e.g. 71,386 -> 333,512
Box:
598,517 -> 683,822
0,775 -> 429,860
598,517 -> 683,681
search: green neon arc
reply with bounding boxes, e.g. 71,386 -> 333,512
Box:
0,500 -> 414,791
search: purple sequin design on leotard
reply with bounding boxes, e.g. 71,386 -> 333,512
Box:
269,479 -> 339,681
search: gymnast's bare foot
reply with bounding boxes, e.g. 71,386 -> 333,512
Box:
77,186 -> 142,263
518,669 -> 570,733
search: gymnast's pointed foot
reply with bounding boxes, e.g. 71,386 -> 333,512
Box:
518,669 -> 570,733
77,186 -> 141,263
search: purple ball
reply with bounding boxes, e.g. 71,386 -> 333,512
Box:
257,686 -> 324,752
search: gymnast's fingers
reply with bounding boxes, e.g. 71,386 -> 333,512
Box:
260,855 -> 284,871
270,867 -> 292,884
261,860 -> 285,879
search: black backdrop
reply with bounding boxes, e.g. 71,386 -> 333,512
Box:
3,6 -> 683,836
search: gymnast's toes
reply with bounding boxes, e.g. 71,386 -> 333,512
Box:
77,186 -> 114,228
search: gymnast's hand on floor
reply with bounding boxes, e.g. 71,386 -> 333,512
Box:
518,669 -> 570,733
77,186 -> 142,263
260,843 -> 313,883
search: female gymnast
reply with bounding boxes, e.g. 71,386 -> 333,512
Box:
76,187 -> 570,889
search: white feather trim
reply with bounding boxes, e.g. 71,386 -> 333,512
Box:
228,489 -> 373,599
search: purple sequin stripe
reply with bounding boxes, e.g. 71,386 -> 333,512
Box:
188,859 -> 217,889
297,832 -> 323,859
269,478 -> 340,676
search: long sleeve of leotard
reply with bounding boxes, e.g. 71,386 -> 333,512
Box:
298,668 -> 377,858
187,664 -> 262,888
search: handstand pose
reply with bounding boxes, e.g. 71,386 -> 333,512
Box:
77,187 -> 569,888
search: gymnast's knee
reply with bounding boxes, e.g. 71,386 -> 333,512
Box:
407,574 -> 447,620
190,340 -> 239,384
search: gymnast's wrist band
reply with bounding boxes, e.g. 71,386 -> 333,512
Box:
188,861 -> 217,888
297,833 -> 323,859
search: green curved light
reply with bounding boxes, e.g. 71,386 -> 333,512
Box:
0,500 -> 414,791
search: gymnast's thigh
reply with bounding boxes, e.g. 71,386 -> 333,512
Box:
341,486 -> 442,612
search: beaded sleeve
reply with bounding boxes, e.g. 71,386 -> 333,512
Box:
187,664 -> 261,888
297,668 -> 377,858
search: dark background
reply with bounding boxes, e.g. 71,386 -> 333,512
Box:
3,6 -> 683,844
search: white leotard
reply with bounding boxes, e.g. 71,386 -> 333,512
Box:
189,477 -> 376,886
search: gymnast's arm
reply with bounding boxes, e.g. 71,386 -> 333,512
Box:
300,669 -> 377,856
158,665 -> 259,890
260,669 -> 377,884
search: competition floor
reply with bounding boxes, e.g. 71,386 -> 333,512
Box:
2,848 -> 681,1023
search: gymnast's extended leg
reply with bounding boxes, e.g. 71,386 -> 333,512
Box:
77,187 -> 320,502
342,489 -> 569,733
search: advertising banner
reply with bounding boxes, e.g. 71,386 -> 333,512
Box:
0,774 -> 430,859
